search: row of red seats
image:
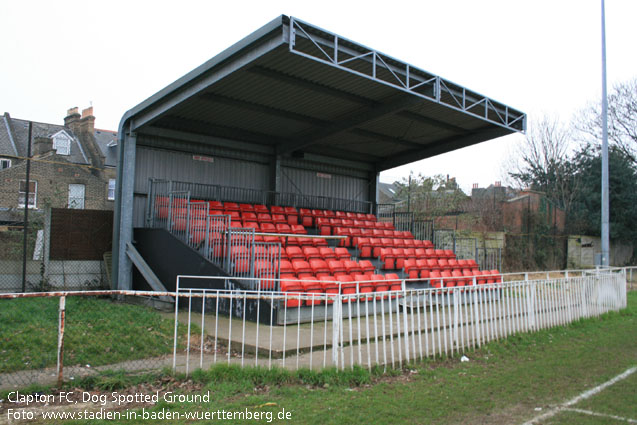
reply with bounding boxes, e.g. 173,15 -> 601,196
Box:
297,209 -> 377,228
428,270 -> 502,288
157,197 -> 378,228
378,249 -> 470,270
357,240 -> 437,257
282,246 -> 350,261
279,258 -> 376,278
337,230 -> 417,248
318,218 -> 393,235
280,273 -> 402,307
403,258 -> 478,277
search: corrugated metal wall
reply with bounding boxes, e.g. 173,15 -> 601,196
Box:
134,146 -> 268,194
280,165 -> 369,202
132,142 -> 269,226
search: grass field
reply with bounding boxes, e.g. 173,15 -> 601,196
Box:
13,290 -> 633,424
0,296 -> 184,373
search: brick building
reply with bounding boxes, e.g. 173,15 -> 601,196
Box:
0,107 -> 117,216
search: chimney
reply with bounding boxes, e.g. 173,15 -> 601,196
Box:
33,136 -> 53,156
495,181 -> 501,187
472,183 -> 479,189
79,106 -> 95,134
64,107 -> 81,129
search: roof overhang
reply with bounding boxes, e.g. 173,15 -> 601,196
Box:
120,15 -> 525,173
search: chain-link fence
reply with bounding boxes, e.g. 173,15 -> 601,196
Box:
0,208 -> 111,293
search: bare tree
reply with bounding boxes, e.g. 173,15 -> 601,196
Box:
575,78 -> 637,163
508,115 -> 580,217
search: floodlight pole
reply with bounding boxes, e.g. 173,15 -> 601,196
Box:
601,0 -> 610,267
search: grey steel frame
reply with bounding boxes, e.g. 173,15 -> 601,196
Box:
288,17 -> 526,133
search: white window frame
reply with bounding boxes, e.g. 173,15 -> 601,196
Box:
52,131 -> 72,156
0,158 -> 11,169
68,184 -> 85,209
18,180 -> 37,209
107,179 -> 116,201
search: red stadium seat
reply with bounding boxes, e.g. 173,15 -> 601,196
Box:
239,203 -> 254,212
334,247 -> 350,260
300,277 -> 324,305
358,238 -> 373,258
318,276 -> 339,304
278,260 -> 295,279
284,207 -> 299,225
310,259 -> 330,276
303,246 -> 321,260
379,248 -> 395,270
353,274 -> 374,301
270,205 -> 285,215
280,280 -> 304,307
372,274 -> 389,299
317,217 -> 332,235
224,202 -> 240,211
241,212 -> 258,224
343,260 -> 362,276
257,213 -> 273,223
254,204 -> 269,213
286,246 -> 305,260
429,271 -> 443,289
335,274 -> 357,303
299,208 -> 313,227
393,248 -> 406,269
385,273 -> 402,297
271,213 -> 287,224
328,260 -> 347,275
208,200 -> 224,212
358,259 -> 375,275
403,258 -> 419,279
319,247 -> 337,260
292,259 -> 312,277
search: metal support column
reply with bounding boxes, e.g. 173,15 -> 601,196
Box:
115,127 -> 137,290
368,171 -> 379,214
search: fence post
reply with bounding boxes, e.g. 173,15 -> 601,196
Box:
332,295 -> 341,366
57,296 -> 66,387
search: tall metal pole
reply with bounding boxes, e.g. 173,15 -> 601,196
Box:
21,121 -> 33,292
601,0 -> 610,266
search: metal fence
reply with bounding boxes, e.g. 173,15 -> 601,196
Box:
147,178 -> 373,218
433,229 -> 455,251
148,189 -> 282,291
477,248 -> 503,271
0,209 -> 110,293
0,269 -> 626,389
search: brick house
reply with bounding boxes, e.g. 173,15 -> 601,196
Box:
0,107 -> 117,216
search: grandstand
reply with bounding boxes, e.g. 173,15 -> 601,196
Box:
112,15 -> 524,321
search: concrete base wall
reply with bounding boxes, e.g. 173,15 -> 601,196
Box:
567,235 -> 633,268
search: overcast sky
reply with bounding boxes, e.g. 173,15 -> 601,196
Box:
2,0 -> 636,192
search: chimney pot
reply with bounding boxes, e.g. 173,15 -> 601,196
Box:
81,106 -> 94,119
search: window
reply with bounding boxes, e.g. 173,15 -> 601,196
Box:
18,180 -> 37,208
107,179 -> 116,201
68,184 -> 85,209
0,159 -> 11,169
53,133 -> 71,155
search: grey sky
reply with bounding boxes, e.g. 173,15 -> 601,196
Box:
1,0 -> 635,191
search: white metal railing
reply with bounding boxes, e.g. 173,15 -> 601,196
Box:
172,269 -> 627,374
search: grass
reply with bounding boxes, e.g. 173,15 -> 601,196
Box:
26,290 -> 636,424
0,296 -> 192,373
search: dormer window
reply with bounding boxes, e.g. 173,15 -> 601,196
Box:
52,131 -> 72,156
